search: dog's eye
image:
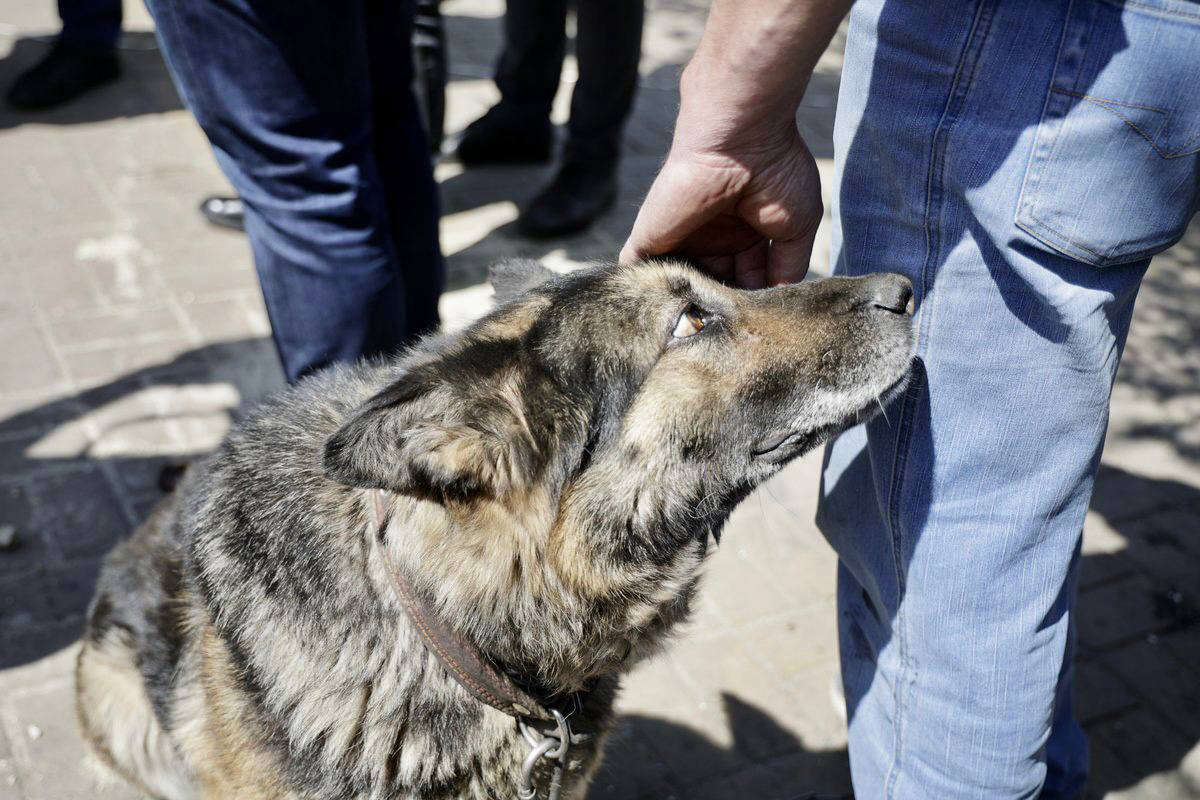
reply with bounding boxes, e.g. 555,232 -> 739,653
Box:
672,305 -> 707,339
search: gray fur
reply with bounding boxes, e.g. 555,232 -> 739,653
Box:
76,260 -> 914,799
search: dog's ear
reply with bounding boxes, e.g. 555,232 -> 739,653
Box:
489,259 -> 556,303
323,349 -> 543,502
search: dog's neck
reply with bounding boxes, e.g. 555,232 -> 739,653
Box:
369,486 -> 708,695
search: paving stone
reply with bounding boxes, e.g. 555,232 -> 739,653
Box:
183,295 -> 269,342
28,469 -> 129,561
0,327 -> 65,394
60,337 -> 198,389
740,606 -> 842,688
1,677 -> 144,800
1103,637 -> 1200,740
2,0 -> 1200,796
1087,708 -> 1199,799
47,304 -> 183,351
0,481 -> 60,573
1077,572 -> 1181,652
1075,660 -> 1139,727
586,717 -> 679,800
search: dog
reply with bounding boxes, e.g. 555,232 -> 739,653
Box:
76,258 -> 914,800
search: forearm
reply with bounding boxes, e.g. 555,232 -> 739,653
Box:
678,0 -> 852,149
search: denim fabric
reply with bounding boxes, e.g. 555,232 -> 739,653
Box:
817,0 -> 1200,797
58,0 -> 121,48
146,0 -> 444,383
496,0 -> 643,161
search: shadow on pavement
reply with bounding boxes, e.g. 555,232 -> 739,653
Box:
590,693 -> 851,799
0,32 -> 184,130
0,337 -> 1196,795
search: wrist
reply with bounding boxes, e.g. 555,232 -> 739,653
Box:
676,59 -> 802,159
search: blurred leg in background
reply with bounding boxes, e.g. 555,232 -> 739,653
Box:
456,0 -> 644,237
147,0 -> 444,383
6,0 -> 122,109
196,0 -> 448,235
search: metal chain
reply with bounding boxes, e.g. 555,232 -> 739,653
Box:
516,709 -> 588,800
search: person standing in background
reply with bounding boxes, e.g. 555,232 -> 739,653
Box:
456,0 -> 644,238
144,0 -> 444,384
7,0 -> 121,109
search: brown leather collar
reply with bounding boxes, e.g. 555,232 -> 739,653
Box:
370,489 -> 560,722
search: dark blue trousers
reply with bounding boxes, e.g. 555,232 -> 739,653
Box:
147,0 -> 444,382
59,0 -> 122,48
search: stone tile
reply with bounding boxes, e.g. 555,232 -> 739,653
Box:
694,539 -> 796,630
0,631 -> 82,689
1077,573 -> 1178,652
740,607 -> 841,689
60,337 -> 195,388
28,469 -> 129,561
0,392 -> 87,439
1102,638 -> 1200,740
47,304 -> 183,351
0,272 -> 36,334
586,717 -> 679,800
1,678 -> 144,800
1087,708 -> 1198,798
0,426 -> 92,479
0,566 -> 58,636
1161,625 -> 1200,668
1075,660 -> 1139,726
0,725 -> 21,799
0,327 -> 65,394
1080,511 -> 1139,590
616,658 -> 748,786
0,481 -> 60,572
183,295 -> 269,342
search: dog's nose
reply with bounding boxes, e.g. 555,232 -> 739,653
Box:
865,273 -> 914,316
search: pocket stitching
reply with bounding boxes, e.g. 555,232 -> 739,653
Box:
1052,88 -> 1200,159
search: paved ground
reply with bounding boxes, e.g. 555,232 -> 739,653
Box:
1,1 -> 1198,798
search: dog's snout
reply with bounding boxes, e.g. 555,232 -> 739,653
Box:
866,273 -> 914,316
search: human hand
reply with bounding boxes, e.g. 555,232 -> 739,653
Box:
619,113 -> 823,289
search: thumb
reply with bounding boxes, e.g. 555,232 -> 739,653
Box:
767,226 -> 817,285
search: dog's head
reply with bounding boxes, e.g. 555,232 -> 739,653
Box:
324,259 -> 913,680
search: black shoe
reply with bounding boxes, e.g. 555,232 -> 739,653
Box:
199,195 -> 246,231
455,104 -> 553,166
6,40 -> 120,110
517,157 -> 616,238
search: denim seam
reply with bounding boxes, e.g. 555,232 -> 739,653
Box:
1064,92 -> 1200,159
882,2 -> 997,797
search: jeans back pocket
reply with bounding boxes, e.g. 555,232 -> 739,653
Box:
1016,0 -> 1200,267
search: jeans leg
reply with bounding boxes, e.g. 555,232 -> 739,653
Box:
494,0 -> 567,121
364,0 -> 443,350
57,0 -> 122,49
568,0 -> 643,161
146,0 -> 439,382
816,0 -> 1198,795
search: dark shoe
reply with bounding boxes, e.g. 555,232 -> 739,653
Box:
455,104 -> 553,166
199,195 -> 246,231
6,40 -> 120,110
517,158 -> 616,238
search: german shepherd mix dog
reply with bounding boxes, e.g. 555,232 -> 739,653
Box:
76,259 -> 914,800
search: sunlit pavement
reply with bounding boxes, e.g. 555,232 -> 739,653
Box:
1,1 -> 1197,797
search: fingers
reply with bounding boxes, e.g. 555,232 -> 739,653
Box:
767,225 -> 817,285
733,240 -> 770,289
698,254 -> 736,284
620,156 -> 748,264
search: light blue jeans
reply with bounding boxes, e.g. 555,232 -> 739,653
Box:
816,0 -> 1200,797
